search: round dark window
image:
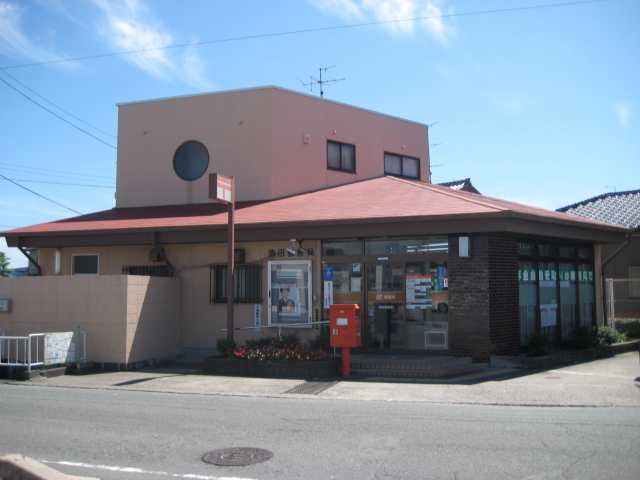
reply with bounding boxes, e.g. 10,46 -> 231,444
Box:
173,140 -> 209,181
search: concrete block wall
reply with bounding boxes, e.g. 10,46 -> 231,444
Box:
0,275 -> 182,365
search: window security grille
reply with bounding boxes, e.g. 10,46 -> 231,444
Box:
211,263 -> 262,304
122,265 -> 173,277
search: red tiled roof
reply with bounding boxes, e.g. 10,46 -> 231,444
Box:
1,177 -> 625,237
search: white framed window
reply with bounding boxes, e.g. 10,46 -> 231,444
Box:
268,260 -> 312,325
71,254 -> 99,276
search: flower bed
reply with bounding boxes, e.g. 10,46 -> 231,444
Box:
204,332 -> 339,379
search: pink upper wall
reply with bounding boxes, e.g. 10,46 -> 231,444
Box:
115,86 -> 430,208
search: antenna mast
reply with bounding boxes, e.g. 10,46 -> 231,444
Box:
300,66 -> 345,97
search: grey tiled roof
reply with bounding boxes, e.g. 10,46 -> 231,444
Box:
557,189 -> 640,229
438,178 -> 481,194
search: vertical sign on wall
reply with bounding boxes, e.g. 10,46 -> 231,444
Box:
254,304 -> 262,331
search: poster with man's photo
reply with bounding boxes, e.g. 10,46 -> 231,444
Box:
269,260 -> 311,325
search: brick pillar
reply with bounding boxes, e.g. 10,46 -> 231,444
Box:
488,236 -> 520,356
448,235 -> 520,362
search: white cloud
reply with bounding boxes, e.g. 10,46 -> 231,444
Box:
308,0 -> 364,21
90,0 -> 211,89
487,93 -> 538,115
0,1 -> 65,64
307,0 -> 455,43
615,102 -> 631,128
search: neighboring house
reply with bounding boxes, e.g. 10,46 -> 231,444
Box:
437,178 -> 481,194
557,189 -> 640,280
0,86 -> 630,367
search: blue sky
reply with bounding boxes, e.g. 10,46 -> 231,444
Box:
1,0 -> 639,268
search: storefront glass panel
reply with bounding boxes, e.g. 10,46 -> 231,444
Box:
519,260 -> 537,345
366,264 -> 405,351
578,264 -> 595,329
559,262 -> 577,341
539,261 -> 558,342
405,261 -> 449,350
365,237 -> 448,255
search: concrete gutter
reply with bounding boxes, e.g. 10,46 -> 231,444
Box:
0,454 -> 99,480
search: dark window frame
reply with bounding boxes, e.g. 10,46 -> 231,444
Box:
210,263 -> 262,304
327,140 -> 356,173
71,254 -> 99,276
384,152 -> 420,179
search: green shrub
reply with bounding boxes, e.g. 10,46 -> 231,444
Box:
611,318 -> 640,339
527,332 -> 553,356
272,332 -> 301,348
595,326 -> 627,346
216,337 -> 237,358
309,327 -> 330,351
245,337 -> 272,349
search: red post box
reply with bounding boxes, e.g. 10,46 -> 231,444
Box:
330,304 -> 362,348
330,304 -> 361,377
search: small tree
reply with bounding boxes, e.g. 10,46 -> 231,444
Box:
0,252 -> 13,277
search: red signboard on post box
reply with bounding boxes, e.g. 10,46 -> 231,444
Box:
329,304 -> 362,348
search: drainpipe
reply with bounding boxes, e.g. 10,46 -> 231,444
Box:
18,245 -> 42,276
151,232 -> 174,275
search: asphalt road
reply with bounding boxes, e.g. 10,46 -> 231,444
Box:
1,352 -> 640,480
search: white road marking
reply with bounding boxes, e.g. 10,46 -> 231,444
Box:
42,460 -> 257,480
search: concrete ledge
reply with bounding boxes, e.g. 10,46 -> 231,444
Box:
0,454 -> 99,480
204,356 -> 340,379
490,341 -> 640,369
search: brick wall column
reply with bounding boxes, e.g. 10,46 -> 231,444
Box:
448,235 -> 520,362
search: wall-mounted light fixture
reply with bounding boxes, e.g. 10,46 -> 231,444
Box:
286,239 -> 308,256
286,239 -> 298,255
459,236 -> 470,257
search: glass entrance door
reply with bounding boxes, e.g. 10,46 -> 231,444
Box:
365,264 -> 405,352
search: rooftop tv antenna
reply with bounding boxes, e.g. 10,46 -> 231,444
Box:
605,184 -> 622,192
299,66 -> 344,98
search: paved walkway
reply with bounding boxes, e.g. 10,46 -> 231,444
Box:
9,351 -> 640,407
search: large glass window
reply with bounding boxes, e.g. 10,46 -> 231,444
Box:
322,239 -> 363,256
518,242 -> 595,346
559,262 -> 577,341
518,260 -> 537,344
405,261 -> 449,350
384,153 -> 420,179
365,237 -> 448,255
327,141 -> 355,173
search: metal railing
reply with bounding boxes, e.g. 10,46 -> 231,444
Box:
224,321 -> 330,337
0,331 -> 87,371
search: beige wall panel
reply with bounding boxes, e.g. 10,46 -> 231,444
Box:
115,87 -> 430,209
0,276 -> 181,365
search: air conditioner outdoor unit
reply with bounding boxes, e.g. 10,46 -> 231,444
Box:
425,331 -> 448,349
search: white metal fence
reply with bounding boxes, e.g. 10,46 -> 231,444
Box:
0,331 -> 86,371
605,279 -> 640,339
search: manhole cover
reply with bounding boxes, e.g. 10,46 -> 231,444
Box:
202,447 -> 273,466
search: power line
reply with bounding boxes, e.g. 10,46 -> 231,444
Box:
0,76 -> 117,149
0,163 -> 115,183
0,70 -> 117,139
0,177 -> 115,188
0,173 -> 83,215
0,0 -> 608,70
